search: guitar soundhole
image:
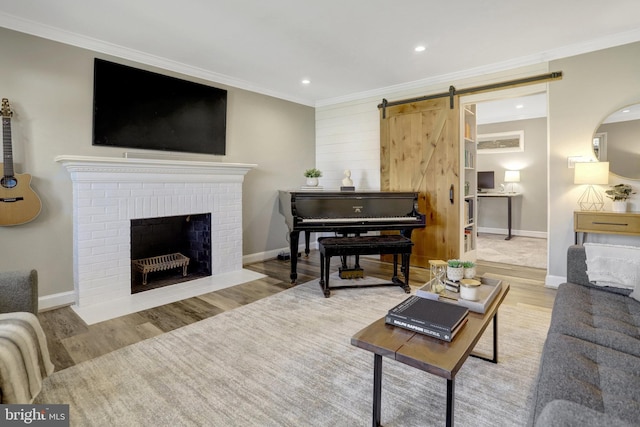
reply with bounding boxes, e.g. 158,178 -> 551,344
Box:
1,176 -> 17,189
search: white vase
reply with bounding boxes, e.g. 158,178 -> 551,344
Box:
305,177 -> 319,187
612,200 -> 627,213
447,267 -> 464,282
463,267 -> 476,279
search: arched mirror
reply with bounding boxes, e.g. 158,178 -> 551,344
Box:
593,103 -> 640,179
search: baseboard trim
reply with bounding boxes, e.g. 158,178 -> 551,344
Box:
39,291 -> 75,312
477,227 -> 547,239
243,242 -> 319,264
545,274 -> 564,289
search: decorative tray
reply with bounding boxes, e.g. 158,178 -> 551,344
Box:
415,276 -> 503,314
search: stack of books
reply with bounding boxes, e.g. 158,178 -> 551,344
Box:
444,279 -> 460,293
385,295 -> 469,342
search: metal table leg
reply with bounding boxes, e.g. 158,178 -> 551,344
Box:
446,378 -> 455,427
373,354 -> 382,427
470,312 -> 499,363
505,196 -> 513,240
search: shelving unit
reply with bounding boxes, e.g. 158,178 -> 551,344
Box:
461,104 -> 477,260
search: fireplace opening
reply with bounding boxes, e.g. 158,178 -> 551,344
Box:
130,213 -> 212,294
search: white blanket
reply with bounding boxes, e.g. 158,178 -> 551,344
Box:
584,243 -> 640,290
0,312 -> 55,403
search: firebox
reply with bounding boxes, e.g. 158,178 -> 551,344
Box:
130,213 -> 212,293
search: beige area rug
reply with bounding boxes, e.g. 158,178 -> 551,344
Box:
36,280 -> 551,426
477,233 -> 547,269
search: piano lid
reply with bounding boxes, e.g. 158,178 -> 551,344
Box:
291,191 -> 418,219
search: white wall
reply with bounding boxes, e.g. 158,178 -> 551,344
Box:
0,27 -> 315,305
547,41 -> 640,286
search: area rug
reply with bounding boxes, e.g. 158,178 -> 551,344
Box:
35,280 -> 551,426
477,233 -> 547,269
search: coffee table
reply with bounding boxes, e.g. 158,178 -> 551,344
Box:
351,283 -> 510,427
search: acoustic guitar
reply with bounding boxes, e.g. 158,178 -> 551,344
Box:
0,98 -> 42,226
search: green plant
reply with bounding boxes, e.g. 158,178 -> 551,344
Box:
605,183 -> 635,201
447,259 -> 463,268
304,168 -> 322,178
462,261 -> 475,268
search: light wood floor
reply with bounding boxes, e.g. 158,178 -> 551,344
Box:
38,252 -> 556,372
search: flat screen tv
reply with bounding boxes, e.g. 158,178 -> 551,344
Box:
92,58 -> 227,155
477,171 -> 495,192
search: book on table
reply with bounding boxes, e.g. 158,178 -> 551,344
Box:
385,314 -> 468,342
385,295 -> 469,342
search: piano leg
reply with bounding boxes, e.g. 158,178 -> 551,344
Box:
402,252 -> 411,293
304,231 -> 311,257
289,231 -> 300,284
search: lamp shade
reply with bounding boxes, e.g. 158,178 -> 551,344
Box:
504,170 -> 520,183
574,162 -> 609,185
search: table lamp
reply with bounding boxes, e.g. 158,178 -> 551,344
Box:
574,161 -> 609,211
504,170 -> 520,193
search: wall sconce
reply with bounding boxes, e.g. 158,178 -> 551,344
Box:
574,162 -> 609,211
504,170 -> 520,193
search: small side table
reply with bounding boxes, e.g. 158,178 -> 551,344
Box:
574,210 -> 640,244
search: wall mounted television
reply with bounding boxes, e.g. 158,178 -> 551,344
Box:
92,58 -> 227,155
477,171 -> 495,192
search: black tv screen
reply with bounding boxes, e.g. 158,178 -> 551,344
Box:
92,58 -> 227,155
477,171 -> 495,191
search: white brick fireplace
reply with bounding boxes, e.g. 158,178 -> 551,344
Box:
56,155 -> 262,324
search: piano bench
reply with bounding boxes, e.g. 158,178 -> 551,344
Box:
317,235 -> 413,298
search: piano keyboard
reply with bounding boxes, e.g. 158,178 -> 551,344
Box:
300,216 -> 419,223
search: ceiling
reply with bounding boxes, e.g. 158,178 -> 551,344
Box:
2,0 -> 640,107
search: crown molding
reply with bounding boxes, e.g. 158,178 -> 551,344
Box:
0,12 -> 315,107
315,27 -> 640,108
3,11 -> 640,109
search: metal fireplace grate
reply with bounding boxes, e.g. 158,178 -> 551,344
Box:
132,253 -> 190,285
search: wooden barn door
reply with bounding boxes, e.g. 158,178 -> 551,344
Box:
380,96 -> 461,267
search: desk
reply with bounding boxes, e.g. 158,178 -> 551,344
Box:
477,192 -> 522,240
351,283 -> 510,427
574,211 -> 640,244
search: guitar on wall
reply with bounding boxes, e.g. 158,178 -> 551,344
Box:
0,98 -> 42,226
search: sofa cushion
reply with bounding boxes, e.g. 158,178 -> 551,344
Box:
535,399 -> 637,427
549,283 -> 640,357
530,332 -> 640,426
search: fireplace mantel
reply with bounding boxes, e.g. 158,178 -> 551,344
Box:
55,154 -> 261,324
55,155 -> 257,182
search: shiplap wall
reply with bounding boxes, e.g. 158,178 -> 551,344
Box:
316,99 -> 381,190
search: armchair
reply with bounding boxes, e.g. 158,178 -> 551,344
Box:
0,269 -> 38,314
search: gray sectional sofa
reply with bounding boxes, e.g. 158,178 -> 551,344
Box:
529,245 -> 640,426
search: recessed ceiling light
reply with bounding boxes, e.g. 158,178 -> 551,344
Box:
414,45 -> 426,52
301,79 -> 311,85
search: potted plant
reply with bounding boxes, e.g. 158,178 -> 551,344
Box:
605,183 -> 635,213
304,168 -> 322,186
462,260 -> 476,279
447,259 -> 464,282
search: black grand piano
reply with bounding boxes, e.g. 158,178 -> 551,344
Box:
278,191 -> 426,283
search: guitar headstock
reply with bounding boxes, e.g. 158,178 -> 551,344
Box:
1,98 -> 13,118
